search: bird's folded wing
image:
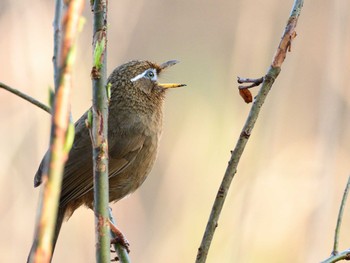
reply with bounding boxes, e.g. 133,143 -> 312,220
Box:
33,111 -> 146,208
60,120 -> 146,207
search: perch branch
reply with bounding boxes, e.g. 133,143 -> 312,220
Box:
89,0 -> 115,261
195,1 -> 304,262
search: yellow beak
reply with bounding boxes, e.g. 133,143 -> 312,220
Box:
158,83 -> 186,89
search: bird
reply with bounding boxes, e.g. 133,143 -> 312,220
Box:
28,60 -> 185,261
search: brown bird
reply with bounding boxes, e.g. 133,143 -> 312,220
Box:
29,60 -> 184,260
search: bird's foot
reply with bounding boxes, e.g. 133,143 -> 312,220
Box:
109,220 -> 130,253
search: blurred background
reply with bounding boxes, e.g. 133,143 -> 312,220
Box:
1,0 -> 350,262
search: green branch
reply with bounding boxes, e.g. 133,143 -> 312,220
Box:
90,0 -> 112,262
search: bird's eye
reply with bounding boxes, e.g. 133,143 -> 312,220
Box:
145,70 -> 155,79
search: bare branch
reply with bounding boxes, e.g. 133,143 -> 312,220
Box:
0,82 -> 51,114
320,176 -> 350,263
195,1 -> 304,262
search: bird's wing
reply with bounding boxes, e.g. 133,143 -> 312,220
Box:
34,111 -> 146,208
33,112 -> 91,188
59,132 -> 145,207
60,113 -> 146,207
108,132 -> 145,176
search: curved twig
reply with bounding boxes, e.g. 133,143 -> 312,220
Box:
320,176 -> 350,263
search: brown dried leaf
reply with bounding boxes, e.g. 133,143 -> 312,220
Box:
239,88 -> 253,103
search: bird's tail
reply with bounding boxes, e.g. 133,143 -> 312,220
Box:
27,206 -> 65,263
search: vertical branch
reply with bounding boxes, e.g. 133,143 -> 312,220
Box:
195,1 -> 304,262
53,0 -> 63,91
90,0 -> 110,262
28,0 -> 84,262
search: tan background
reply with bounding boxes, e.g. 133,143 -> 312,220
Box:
1,0 -> 350,262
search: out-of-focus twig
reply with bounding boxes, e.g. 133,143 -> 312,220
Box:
0,0 -> 62,116
28,0 -> 84,262
0,82 -> 51,114
320,176 -> 350,263
195,1 -> 304,262
53,0 -> 63,91
333,176 -> 350,255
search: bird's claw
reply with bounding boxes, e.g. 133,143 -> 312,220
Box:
111,236 -> 130,253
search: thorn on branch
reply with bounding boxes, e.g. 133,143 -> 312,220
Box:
240,130 -> 251,139
218,187 -> 225,198
196,248 -> 203,260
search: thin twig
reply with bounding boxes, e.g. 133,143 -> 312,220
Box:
28,1 -> 84,262
237,77 -> 264,89
333,176 -> 350,255
195,1 -> 304,262
90,0 -> 111,262
0,82 -> 51,114
320,176 -> 350,263
321,248 -> 350,263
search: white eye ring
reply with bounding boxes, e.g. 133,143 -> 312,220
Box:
130,68 -> 157,82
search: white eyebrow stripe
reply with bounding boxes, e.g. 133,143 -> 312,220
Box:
130,68 -> 157,82
130,71 -> 146,82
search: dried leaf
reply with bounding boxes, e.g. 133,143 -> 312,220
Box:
239,89 -> 253,103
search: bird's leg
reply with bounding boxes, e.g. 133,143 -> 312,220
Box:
109,219 -> 130,253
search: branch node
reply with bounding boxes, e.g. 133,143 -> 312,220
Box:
218,187 -> 225,198
91,66 -> 101,79
241,130 -> 251,139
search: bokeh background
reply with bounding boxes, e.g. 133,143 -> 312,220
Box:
1,0 -> 350,262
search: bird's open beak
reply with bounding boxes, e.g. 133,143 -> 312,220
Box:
158,60 -> 186,89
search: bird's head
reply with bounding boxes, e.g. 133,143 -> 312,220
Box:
108,60 -> 185,104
